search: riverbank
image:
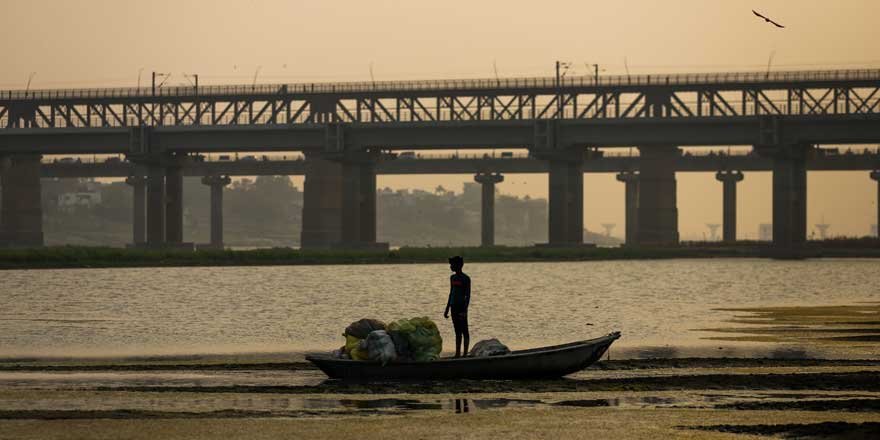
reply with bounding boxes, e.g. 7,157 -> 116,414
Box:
0,242 -> 878,270
2,357 -> 879,440
3,303 -> 879,438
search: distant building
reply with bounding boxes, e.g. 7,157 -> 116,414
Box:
758,223 -> 773,241
872,224 -> 878,237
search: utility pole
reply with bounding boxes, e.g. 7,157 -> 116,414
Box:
151,71 -> 170,96
184,73 -> 199,93
555,61 -> 570,119
25,72 -> 36,93
586,63 -> 600,84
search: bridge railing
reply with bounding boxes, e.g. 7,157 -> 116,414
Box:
37,147 -> 880,165
4,68 -> 880,101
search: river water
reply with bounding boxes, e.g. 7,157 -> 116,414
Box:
0,259 -> 877,359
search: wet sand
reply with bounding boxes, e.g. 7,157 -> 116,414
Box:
1,408 -> 879,440
2,304 -> 880,439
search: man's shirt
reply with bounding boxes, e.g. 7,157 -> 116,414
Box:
447,272 -> 471,310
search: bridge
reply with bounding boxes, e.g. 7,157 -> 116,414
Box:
2,68 -> 880,252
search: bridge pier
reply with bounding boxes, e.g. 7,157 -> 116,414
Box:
758,144 -> 810,253
301,152 -> 386,249
164,156 -> 185,245
615,171 -> 639,245
202,175 -> 231,248
636,146 -> 679,245
124,174 -> 147,246
871,171 -> 879,238
474,172 -> 504,247
0,154 -> 43,247
356,160 -> 378,245
145,164 -> 166,246
716,170 -> 744,242
547,155 -> 584,246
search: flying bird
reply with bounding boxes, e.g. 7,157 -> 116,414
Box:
753,10 -> 785,28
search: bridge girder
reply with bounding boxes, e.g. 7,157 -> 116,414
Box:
2,70 -> 879,129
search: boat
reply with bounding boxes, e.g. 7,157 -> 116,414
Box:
306,331 -> 621,380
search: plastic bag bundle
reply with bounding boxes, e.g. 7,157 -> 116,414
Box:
345,318 -> 386,339
344,334 -> 370,361
469,338 -> 511,357
387,317 -> 442,362
365,330 -> 397,365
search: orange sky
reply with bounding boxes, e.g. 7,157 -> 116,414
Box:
3,1 -> 879,239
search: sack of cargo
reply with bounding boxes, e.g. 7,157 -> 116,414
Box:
345,318 -> 386,339
387,317 -> 442,362
470,338 -> 511,357
386,330 -> 410,360
365,330 -> 397,366
344,334 -> 370,361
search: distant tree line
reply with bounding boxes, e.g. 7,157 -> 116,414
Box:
34,177 -> 618,247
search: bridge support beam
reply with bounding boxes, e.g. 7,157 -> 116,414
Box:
0,154 -> 43,247
125,174 -> 147,246
145,164 -> 166,246
357,161 -> 378,245
164,157 -> 185,245
758,144 -> 810,254
871,171 -> 879,238
615,171 -> 639,245
202,175 -> 231,248
716,170 -> 744,242
547,155 -> 584,246
474,172 -> 504,247
636,146 -> 679,245
301,152 -> 386,249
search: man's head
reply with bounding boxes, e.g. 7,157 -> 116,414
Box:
449,255 -> 464,272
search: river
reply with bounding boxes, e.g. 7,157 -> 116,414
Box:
1,258 -> 877,359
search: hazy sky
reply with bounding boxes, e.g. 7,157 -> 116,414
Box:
3,1 -> 879,239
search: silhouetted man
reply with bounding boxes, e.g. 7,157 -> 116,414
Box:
444,255 -> 471,357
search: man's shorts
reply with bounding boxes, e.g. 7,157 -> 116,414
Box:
451,309 -> 468,334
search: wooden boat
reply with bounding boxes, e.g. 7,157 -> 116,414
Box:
306,331 -> 620,380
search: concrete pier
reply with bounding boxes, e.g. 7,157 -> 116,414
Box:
164,159 -> 184,245
716,170 -> 744,242
145,164 -> 165,246
301,156 -> 343,248
201,175 -> 231,248
301,153 -> 385,249
124,174 -> 147,246
615,171 -> 639,245
763,144 -> 809,251
871,170 -> 880,238
637,146 -> 679,245
357,160 -> 378,245
0,154 -> 43,247
547,158 -> 584,246
474,172 -> 504,247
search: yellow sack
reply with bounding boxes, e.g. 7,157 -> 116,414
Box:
345,334 -> 369,361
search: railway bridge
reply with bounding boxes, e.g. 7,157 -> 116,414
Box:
2,68 -> 880,251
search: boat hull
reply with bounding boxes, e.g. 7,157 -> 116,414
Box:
306,332 -> 620,381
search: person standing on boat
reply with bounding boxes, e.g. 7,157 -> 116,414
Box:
444,255 -> 471,357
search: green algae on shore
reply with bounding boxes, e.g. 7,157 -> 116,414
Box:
698,304 -> 880,355
0,243 -> 879,270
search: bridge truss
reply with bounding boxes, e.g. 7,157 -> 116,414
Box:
2,69 -> 879,129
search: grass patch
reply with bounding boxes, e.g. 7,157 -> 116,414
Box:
0,243 -> 878,270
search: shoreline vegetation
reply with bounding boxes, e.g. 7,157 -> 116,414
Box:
0,239 -> 878,270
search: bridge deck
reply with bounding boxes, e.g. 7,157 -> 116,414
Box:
2,68 -> 879,131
